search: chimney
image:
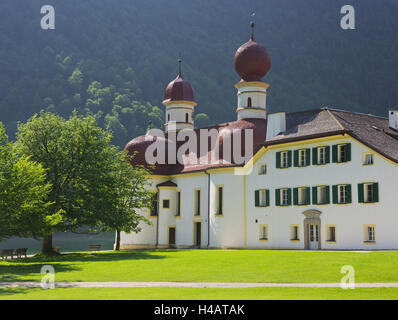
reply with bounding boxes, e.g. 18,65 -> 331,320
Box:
266,112 -> 286,140
389,110 -> 398,130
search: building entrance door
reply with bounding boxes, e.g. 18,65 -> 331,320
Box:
168,227 -> 176,247
309,224 -> 319,250
194,222 -> 201,247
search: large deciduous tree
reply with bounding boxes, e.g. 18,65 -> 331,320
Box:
15,111 -> 151,254
0,123 -> 51,241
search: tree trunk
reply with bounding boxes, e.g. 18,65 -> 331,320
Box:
42,234 -> 53,254
115,230 -> 121,251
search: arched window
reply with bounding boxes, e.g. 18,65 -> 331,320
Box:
167,113 -> 170,121
247,97 -> 252,107
185,113 -> 189,123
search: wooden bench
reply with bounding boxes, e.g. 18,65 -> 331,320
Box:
1,249 -> 15,259
14,248 -> 27,259
87,244 -> 101,252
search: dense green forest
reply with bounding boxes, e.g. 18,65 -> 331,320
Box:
0,0 -> 397,147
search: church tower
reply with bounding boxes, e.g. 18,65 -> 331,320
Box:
162,59 -> 197,132
233,22 -> 271,120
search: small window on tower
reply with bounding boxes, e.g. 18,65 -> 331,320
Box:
168,114 -> 170,121
185,113 -> 189,122
247,97 -> 252,107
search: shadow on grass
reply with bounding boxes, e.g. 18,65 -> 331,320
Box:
0,287 -> 34,298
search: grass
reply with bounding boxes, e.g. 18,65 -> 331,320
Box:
1,249 -> 398,283
1,287 -> 398,300
1,249 -> 398,299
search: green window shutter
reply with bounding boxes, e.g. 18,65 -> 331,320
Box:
293,188 -> 298,205
312,148 -> 318,165
312,187 -> 318,205
287,188 -> 292,206
325,146 -> 331,164
287,151 -> 292,167
276,152 -> 281,168
325,186 -> 330,204
332,145 -> 338,163
306,187 -> 311,204
255,190 -> 259,207
306,149 -> 311,166
294,150 -> 299,167
358,183 -> 364,203
346,184 -> 352,203
332,185 -> 338,204
346,143 -> 351,162
275,189 -> 280,206
266,189 -> 270,206
373,183 -> 379,202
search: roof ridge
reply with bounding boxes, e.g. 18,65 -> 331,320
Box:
325,108 -> 345,130
325,107 -> 388,120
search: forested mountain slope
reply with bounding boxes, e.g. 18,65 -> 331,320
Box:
0,0 -> 397,146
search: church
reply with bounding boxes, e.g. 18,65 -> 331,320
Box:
119,24 -> 398,250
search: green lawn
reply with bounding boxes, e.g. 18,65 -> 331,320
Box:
1,287 -> 398,300
1,249 -> 398,299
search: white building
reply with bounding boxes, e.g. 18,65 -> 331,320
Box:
119,25 -> 398,250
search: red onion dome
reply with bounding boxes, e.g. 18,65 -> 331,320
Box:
234,33 -> 271,82
163,73 -> 196,104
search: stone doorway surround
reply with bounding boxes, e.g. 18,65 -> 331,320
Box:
303,209 -> 322,250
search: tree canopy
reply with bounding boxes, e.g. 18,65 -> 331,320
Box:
15,112 -> 152,253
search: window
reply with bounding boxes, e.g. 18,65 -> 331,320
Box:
162,199 -> 170,209
298,187 -> 309,205
150,193 -> 158,216
276,188 -> 291,206
332,184 -> 351,204
326,225 -> 336,242
332,143 -> 351,163
167,113 -> 170,121
276,151 -> 292,168
259,225 -> 268,241
259,189 -> 267,207
338,185 -> 347,203
313,146 -> 330,165
290,225 -> 300,241
216,186 -> 223,215
176,191 -> 181,216
259,164 -> 267,175
338,144 -> 347,162
194,189 -> 201,216
358,183 -> 379,203
363,153 -> 374,165
185,113 -> 189,123
294,187 -> 310,205
318,147 -> 326,164
364,225 -> 376,243
247,97 -> 252,107
281,151 -> 288,168
299,149 -> 306,166
313,185 -> 329,205
255,189 -> 269,207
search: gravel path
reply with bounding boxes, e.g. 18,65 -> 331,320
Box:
1,281 -> 398,288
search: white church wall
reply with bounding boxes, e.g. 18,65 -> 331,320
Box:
171,174 -> 209,247
208,171 -> 245,248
